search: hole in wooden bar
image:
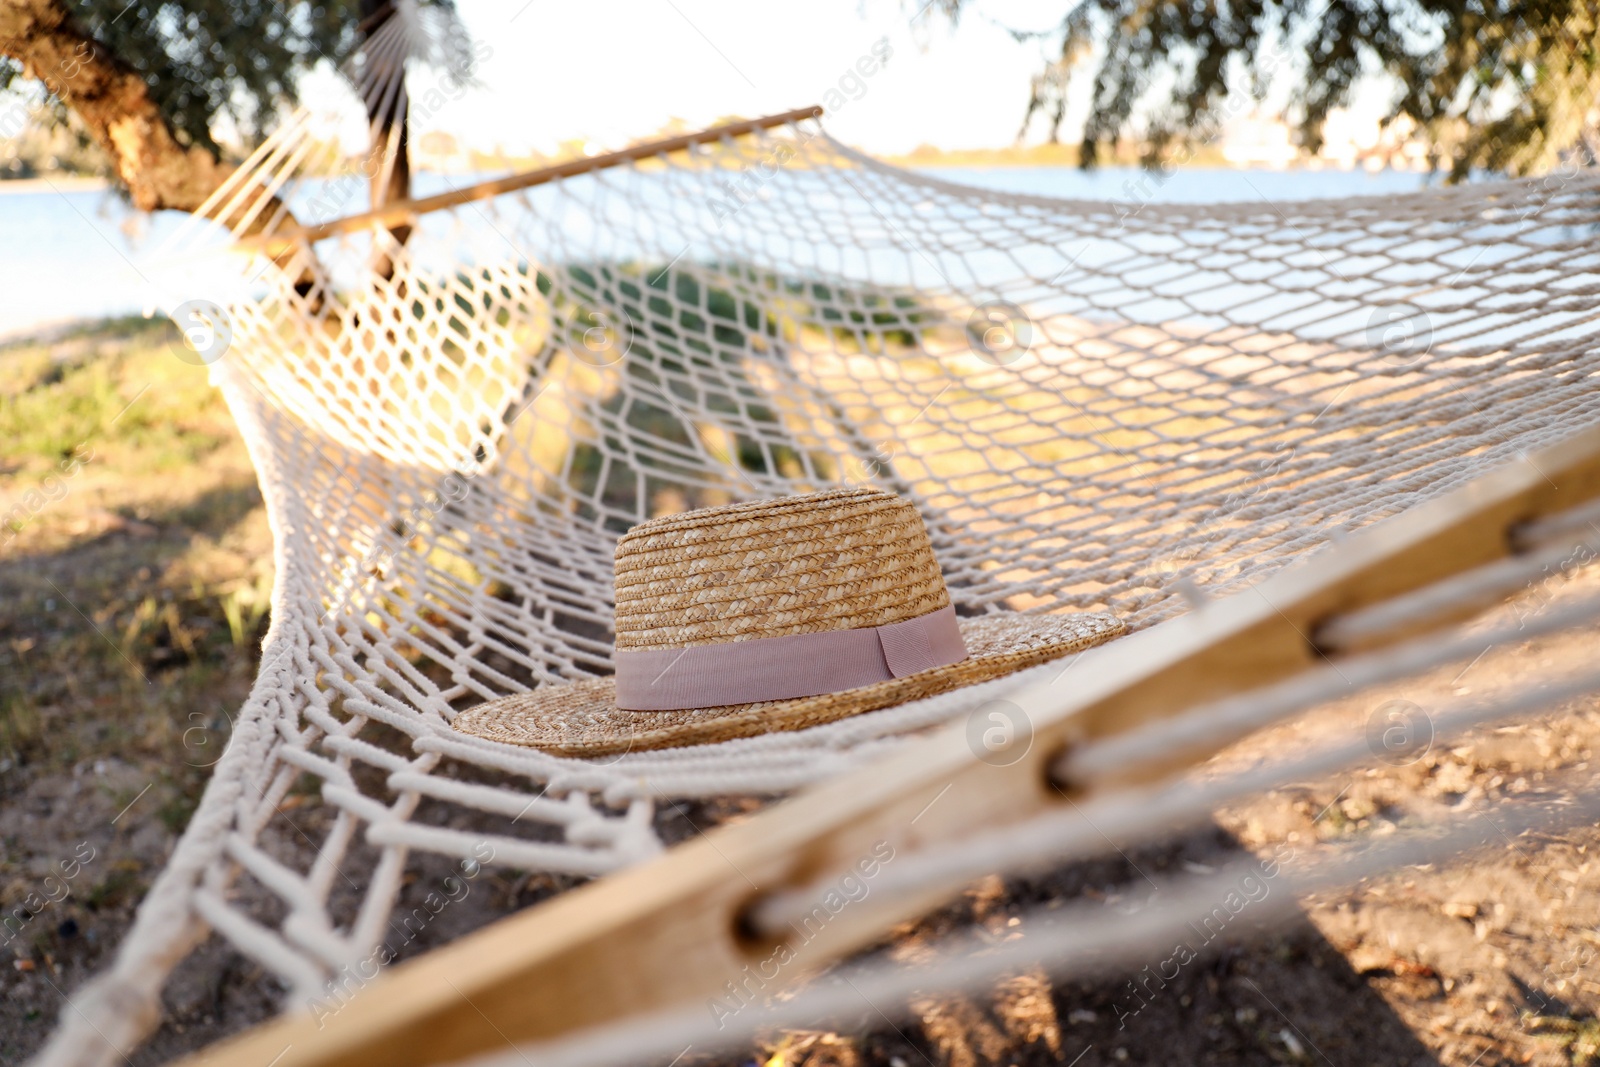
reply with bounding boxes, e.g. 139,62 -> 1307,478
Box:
731,886 -> 801,955
1043,740 -> 1088,800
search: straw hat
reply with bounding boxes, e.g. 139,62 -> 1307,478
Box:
451,487 -> 1124,756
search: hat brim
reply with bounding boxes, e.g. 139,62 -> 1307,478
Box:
450,612 -> 1126,758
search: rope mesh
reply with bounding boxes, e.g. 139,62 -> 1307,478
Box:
209,116 -> 1600,990
28,21 -> 1600,1064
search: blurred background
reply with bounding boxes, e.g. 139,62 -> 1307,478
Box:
4,0 -> 1563,337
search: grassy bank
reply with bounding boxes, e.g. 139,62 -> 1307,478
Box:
1,315 -> 272,771
0,316 -> 273,1062
883,141 -> 1236,169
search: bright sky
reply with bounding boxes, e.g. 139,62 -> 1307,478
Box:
406,0 -> 1090,155
0,0 -> 1396,160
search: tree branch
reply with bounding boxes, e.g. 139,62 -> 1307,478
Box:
0,0 -> 300,232
0,0 -> 325,299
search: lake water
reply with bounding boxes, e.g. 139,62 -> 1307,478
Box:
0,166 -> 1431,339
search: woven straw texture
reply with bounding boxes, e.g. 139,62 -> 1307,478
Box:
614,487 -> 949,650
451,612 -> 1125,755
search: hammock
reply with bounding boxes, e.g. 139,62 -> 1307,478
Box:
28,9 -> 1600,1065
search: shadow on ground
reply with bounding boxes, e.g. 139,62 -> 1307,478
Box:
0,473 -> 275,1065
681,813 -> 1441,1067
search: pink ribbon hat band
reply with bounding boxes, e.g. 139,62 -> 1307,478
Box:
613,604 -> 969,711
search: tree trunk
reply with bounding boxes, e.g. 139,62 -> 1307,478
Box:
0,0 -> 321,238
3,0 -> 210,211
0,0 -> 323,296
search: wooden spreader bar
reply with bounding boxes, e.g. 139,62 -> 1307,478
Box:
179,424 -> 1600,1067
237,105 -> 824,253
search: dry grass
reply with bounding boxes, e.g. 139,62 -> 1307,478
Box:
0,316 -> 273,1062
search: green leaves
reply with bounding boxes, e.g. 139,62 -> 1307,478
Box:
958,0 -> 1600,177
67,0 -> 363,154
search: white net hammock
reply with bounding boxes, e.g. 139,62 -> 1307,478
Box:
31,12 -> 1600,1065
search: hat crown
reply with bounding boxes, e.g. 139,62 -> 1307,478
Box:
612,487 -> 951,652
